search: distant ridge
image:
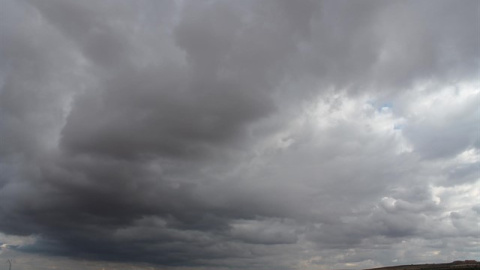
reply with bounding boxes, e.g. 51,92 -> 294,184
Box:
364,261 -> 480,270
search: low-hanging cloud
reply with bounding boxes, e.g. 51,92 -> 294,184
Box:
0,0 -> 478,269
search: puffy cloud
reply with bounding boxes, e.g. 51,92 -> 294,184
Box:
0,0 -> 478,269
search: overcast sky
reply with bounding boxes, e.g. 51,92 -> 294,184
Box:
0,0 -> 479,269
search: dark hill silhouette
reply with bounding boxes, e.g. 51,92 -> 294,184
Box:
365,261 -> 480,270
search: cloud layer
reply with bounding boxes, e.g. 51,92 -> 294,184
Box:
0,0 -> 479,269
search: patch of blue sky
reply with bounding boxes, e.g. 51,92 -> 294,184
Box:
379,102 -> 393,112
365,99 -> 393,112
393,123 -> 404,130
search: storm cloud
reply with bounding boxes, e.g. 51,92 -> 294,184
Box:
0,0 -> 478,269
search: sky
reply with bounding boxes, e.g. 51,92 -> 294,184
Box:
0,0 -> 479,269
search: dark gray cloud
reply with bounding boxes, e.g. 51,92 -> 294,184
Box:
0,0 -> 478,269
